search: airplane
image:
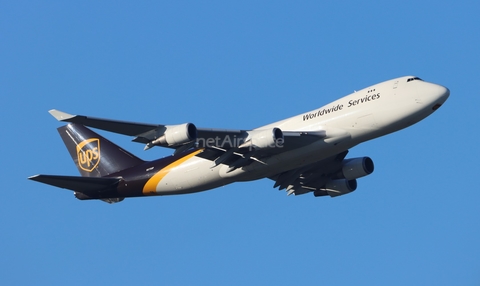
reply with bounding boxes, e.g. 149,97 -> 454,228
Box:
29,76 -> 450,203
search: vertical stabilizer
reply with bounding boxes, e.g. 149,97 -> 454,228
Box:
58,123 -> 144,177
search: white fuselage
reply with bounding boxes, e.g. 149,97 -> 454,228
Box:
149,76 -> 449,195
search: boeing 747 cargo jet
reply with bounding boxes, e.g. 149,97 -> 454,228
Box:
29,76 -> 449,203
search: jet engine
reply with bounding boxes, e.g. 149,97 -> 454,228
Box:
340,157 -> 374,180
147,123 -> 197,148
313,157 -> 374,198
239,128 -> 284,150
324,179 -> 357,197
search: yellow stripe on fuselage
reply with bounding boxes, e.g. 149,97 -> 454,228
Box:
142,149 -> 204,195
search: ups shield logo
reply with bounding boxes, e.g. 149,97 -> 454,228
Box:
76,138 -> 100,172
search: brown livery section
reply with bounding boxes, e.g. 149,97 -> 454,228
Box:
58,124 -> 144,177
31,123 -> 206,202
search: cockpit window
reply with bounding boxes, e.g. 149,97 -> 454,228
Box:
407,77 -> 423,82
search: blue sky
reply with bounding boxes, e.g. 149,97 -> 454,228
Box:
2,1 -> 479,285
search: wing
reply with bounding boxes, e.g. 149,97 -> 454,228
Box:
49,109 -> 160,136
270,151 -> 359,197
49,109 -> 347,172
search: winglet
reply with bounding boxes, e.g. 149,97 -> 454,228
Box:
49,109 -> 75,121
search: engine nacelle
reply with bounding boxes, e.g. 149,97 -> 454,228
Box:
239,128 -> 284,150
341,157 -> 374,180
325,179 -> 357,197
150,123 -> 197,147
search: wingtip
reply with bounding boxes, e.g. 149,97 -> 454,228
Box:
49,109 -> 75,121
28,174 -> 41,181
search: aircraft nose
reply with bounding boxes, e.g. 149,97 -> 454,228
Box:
434,84 -> 450,102
428,83 -> 449,111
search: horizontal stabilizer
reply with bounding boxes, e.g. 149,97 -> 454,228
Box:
29,174 -> 120,193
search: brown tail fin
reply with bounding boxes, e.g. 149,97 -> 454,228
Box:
57,123 -> 144,177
